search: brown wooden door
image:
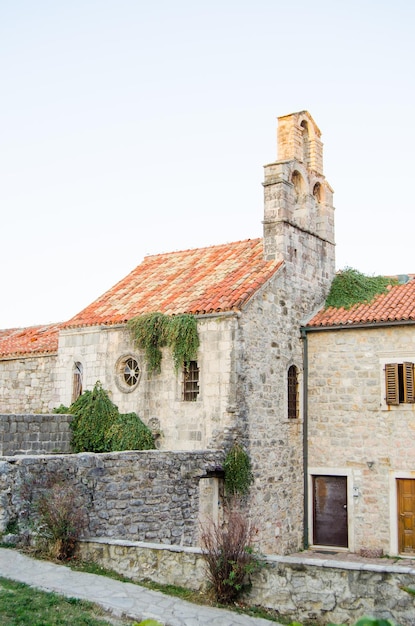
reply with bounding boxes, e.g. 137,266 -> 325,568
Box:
313,475 -> 348,548
398,479 -> 415,554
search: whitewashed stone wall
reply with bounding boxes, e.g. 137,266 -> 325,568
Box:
0,355 -> 57,413
78,539 -> 415,626
0,450 -> 223,546
307,325 -> 415,555
55,316 -> 237,450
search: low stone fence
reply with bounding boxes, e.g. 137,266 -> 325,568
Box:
0,450 -> 223,546
0,414 -> 72,456
78,538 -> 415,626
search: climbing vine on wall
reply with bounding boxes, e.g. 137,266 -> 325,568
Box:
223,442 -> 253,497
128,312 -> 199,374
325,268 -> 397,310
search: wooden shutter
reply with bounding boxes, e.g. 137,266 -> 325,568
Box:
385,363 -> 399,405
403,362 -> 415,403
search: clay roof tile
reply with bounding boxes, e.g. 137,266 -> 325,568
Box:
307,279 -> 415,328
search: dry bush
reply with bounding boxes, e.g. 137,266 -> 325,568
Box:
200,507 -> 261,604
35,482 -> 88,560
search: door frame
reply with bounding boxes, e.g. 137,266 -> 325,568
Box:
308,467 -> 354,551
389,471 -> 415,555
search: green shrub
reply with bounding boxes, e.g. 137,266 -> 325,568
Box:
68,381 -> 155,453
69,382 -> 118,452
223,443 -> 253,497
105,412 -> 155,451
53,404 -> 70,414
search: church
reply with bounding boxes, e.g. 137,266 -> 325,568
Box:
0,111 -> 334,553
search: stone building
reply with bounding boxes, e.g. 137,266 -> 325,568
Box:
304,279 -> 415,557
0,111 -> 336,554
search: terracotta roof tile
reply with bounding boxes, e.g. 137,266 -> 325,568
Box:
63,239 -> 282,328
307,279 -> 415,328
0,323 -> 60,359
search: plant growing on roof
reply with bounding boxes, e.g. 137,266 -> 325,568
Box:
128,312 -> 199,374
325,268 -> 397,310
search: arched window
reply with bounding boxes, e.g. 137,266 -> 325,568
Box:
291,170 -> 304,203
313,182 -> 322,203
72,362 -> 83,403
287,365 -> 299,419
300,120 -> 310,165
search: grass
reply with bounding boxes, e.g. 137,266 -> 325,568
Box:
1,549 -> 389,626
0,547 -> 285,625
0,576 -> 132,625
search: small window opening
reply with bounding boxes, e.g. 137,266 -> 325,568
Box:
313,182 -> 322,203
72,362 -> 83,403
291,170 -> 304,203
123,357 -> 140,387
287,365 -> 299,419
300,120 -> 310,165
183,361 -> 200,401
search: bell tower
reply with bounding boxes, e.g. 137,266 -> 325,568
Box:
262,111 -> 335,286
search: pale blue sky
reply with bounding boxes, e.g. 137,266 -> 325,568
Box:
2,1 -> 414,328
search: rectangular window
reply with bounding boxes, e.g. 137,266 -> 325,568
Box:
385,362 -> 415,405
287,365 -> 299,418
183,361 -> 199,401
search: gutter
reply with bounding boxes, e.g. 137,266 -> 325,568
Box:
301,328 -> 309,550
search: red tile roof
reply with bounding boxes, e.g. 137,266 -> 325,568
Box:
63,239 -> 282,328
307,279 -> 415,328
0,324 -> 60,359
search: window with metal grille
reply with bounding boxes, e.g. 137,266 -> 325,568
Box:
183,361 -> 199,401
123,357 -> 140,387
115,354 -> 141,392
385,362 -> 415,405
287,365 -> 299,418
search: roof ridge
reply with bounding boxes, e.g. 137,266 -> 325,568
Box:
142,238 -> 263,260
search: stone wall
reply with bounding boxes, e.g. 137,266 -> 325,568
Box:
77,538 -> 415,626
237,244 -> 334,555
0,355 -> 58,413
0,450 -> 223,546
0,414 -> 72,456
307,325 -> 415,555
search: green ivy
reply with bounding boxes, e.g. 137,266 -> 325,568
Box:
167,314 -> 199,371
68,381 -> 155,453
223,443 -> 253,497
128,312 -> 199,374
325,268 -> 397,310
127,313 -> 169,375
